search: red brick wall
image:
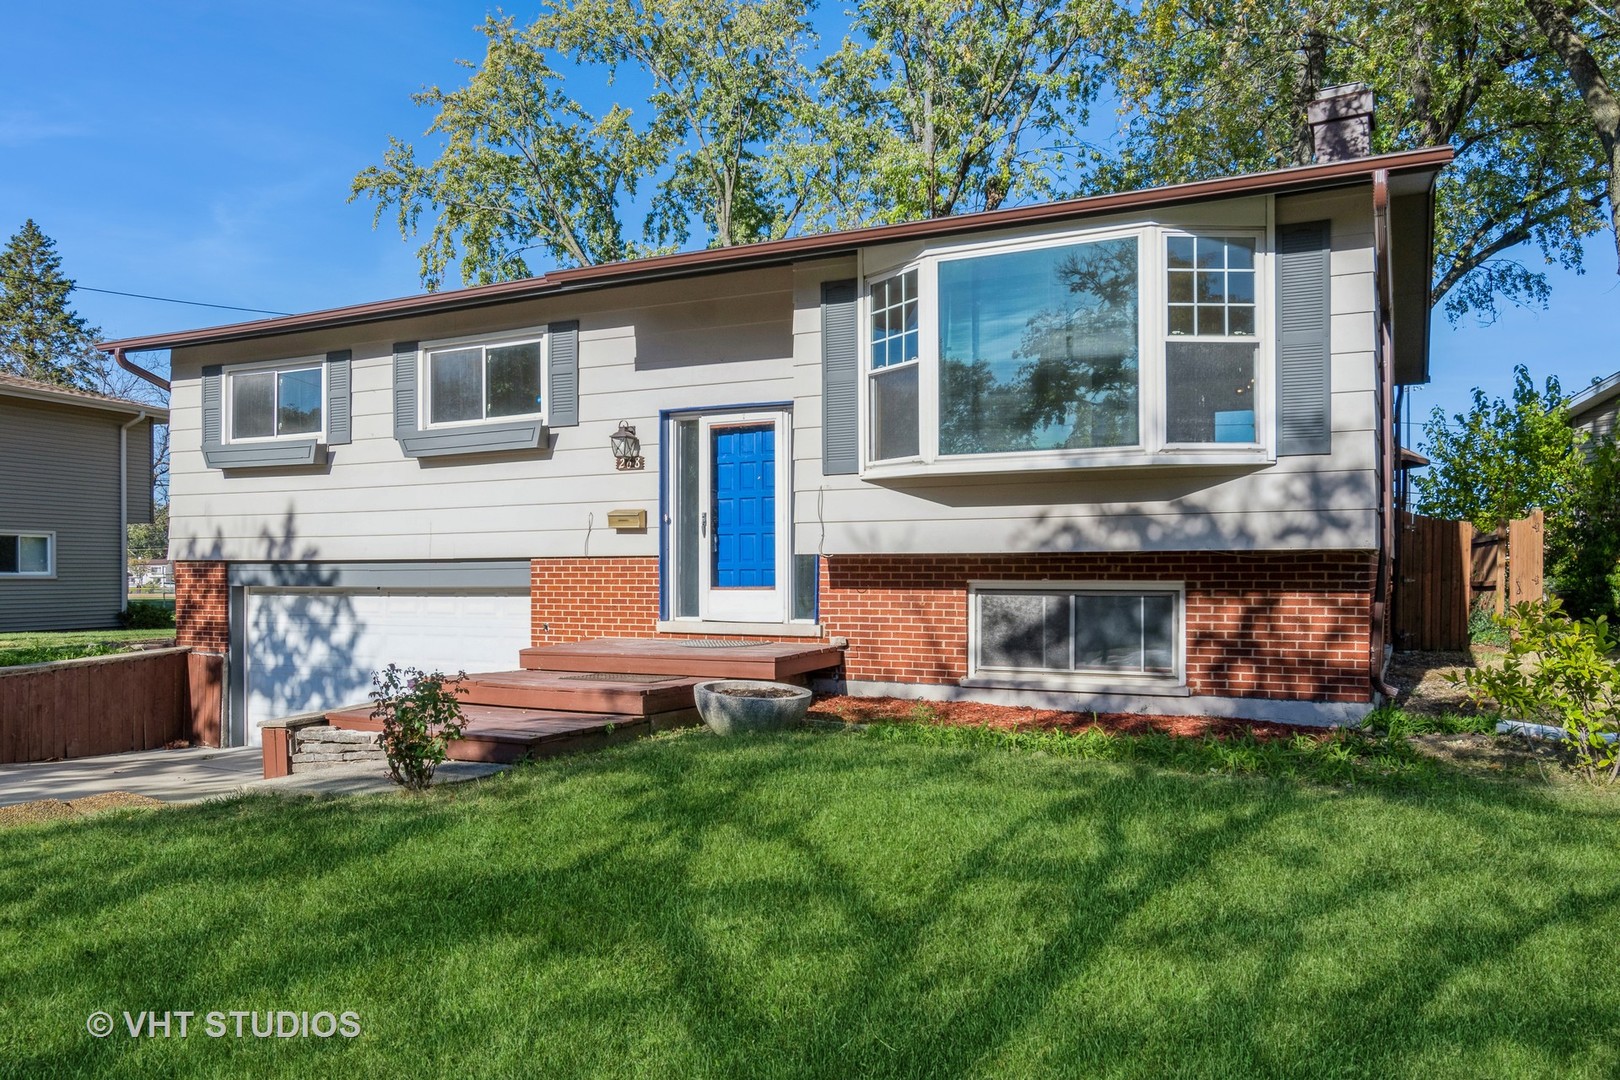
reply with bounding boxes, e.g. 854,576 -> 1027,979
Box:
174,561 -> 229,654
823,552 -> 1374,703
528,550 -> 1375,703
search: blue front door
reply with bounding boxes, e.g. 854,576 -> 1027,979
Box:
711,424 -> 776,588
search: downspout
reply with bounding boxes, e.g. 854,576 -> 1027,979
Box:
118,409 -> 150,614
1369,170 -> 1398,699
106,349 -> 169,614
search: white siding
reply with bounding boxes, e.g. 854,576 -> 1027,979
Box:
168,189 -> 1384,563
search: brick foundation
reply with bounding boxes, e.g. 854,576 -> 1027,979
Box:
529,550 -> 1376,705
174,561 -> 229,654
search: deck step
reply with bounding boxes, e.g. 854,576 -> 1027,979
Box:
454,669 -> 701,716
519,637 -> 843,680
323,703 -> 679,764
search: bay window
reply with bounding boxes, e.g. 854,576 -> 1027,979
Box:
862,223 -> 1269,472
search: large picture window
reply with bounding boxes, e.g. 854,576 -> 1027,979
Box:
0,532 -> 53,576
228,364 -> 322,441
425,335 -> 545,426
939,236 -> 1140,455
973,585 -> 1181,683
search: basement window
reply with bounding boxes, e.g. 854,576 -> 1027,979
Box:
969,582 -> 1184,689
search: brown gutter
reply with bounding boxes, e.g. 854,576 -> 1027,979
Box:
1370,170 -> 1399,700
113,348 -> 171,393
97,146 -> 1454,355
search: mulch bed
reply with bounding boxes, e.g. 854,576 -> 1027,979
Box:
808,695 -> 1328,741
0,792 -> 163,829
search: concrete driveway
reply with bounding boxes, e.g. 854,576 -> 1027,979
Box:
0,746 -> 261,808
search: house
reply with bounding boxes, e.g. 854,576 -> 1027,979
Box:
99,89 -> 1449,746
1567,369 -> 1620,446
0,372 -> 166,631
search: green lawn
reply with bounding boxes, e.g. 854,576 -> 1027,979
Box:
0,628 -> 177,667
2,727 -> 1616,1078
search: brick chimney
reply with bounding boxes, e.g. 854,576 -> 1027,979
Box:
1307,83 -> 1374,162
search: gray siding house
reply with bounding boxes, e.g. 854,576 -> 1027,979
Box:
0,373 -> 166,631
101,104 -> 1449,744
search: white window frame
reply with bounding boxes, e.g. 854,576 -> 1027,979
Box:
1160,228 -> 1268,451
866,265 -> 924,464
967,580 -> 1186,692
0,530 -> 56,578
419,327 -> 549,430
858,217 -> 1274,477
223,356 -> 326,444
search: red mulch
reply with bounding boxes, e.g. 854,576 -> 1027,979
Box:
808,695 -> 1328,742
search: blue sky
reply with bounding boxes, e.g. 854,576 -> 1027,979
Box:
2,1 -> 1616,449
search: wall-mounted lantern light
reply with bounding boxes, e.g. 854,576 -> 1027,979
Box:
610,420 -> 644,471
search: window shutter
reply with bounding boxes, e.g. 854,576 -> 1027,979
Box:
201,365 -> 223,451
821,280 -> 859,476
547,321 -> 578,427
1276,221 -> 1333,456
325,350 -> 352,445
393,341 -> 419,440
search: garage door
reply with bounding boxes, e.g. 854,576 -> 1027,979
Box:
243,590 -> 531,746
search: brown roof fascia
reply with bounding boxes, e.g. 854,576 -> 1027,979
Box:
98,146 -> 1454,355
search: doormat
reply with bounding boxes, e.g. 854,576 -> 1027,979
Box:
561,673 -> 679,684
673,638 -> 760,648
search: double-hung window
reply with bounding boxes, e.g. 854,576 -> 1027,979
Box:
0,532 -> 53,576
868,270 -> 920,460
424,333 -> 545,426
1164,235 -> 1260,445
227,362 -> 323,441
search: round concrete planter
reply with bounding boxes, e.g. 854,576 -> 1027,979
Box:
693,680 -> 813,735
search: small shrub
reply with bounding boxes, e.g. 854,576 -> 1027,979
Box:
370,664 -> 468,791
1455,599 -> 1620,783
118,601 -> 174,630
1467,597 -> 1508,647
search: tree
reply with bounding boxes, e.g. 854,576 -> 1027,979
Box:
1102,1 -> 1617,322
127,504 -> 170,563
352,2 -> 818,286
1550,436 -> 1620,621
0,219 -> 101,388
1412,365 -> 1588,529
808,0 -> 1110,227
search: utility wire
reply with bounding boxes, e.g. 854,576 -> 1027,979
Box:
72,285 -> 291,317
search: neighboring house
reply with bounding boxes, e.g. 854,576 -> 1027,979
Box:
1567,369 -> 1620,446
0,372 -> 166,631
100,89 -> 1449,745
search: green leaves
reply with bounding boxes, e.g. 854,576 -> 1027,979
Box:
370,664 -> 469,790
1457,599 -> 1620,783
1413,364 -> 1588,530
0,219 -> 101,389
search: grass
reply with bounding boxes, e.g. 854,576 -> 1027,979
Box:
0,628 -> 177,668
2,727 -> 1617,1078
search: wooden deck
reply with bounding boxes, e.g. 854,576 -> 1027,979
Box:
289,636 -> 842,774
519,637 -> 844,679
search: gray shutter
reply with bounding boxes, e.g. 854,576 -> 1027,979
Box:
201,365 -> 223,450
548,321 -> 579,427
1276,220 -> 1333,456
325,349 -> 352,445
821,280 -> 859,475
393,341 -> 419,440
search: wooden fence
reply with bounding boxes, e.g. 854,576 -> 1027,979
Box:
0,648 -> 222,765
1395,509 -> 1544,652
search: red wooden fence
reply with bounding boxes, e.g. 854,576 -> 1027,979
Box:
0,648 -> 222,765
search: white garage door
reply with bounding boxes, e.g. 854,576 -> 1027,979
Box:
243,590 -> 531,746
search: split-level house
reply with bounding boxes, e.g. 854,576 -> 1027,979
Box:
101,91 -> 1449,746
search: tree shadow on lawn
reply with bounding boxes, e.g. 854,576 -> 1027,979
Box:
4,734 -> 1619,1078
